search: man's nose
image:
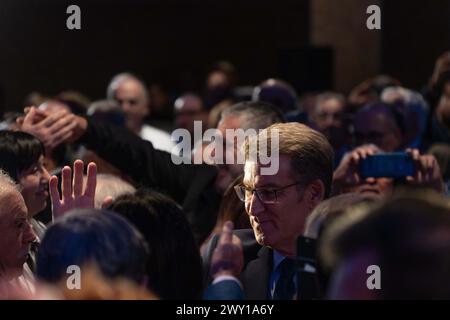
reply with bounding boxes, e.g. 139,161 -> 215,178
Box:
365,177 -> 377,184
41,166 -> 51,183
121,102 -> 134,113
246,192 -> 265,216
23,221 -> 37,244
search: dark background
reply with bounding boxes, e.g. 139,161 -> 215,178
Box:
381,1 -> 450,90
0,0 -> 449,113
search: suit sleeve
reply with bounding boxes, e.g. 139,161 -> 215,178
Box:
79,119 -> 213,202
79,119 -> 220,242
203,279 -> 245,300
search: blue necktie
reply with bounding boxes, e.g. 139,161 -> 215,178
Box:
273,258 -> 296,300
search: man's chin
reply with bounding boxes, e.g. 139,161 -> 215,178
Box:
252,229 -> 263,243
254,231 -> 269,247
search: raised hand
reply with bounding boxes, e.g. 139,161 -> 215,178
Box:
332,144 -> 381,195
19,106 -> 88,152
405,149 -> 444,193
210,221 -> 244,279
20,106 -> 77,152
50,160 -> 97,220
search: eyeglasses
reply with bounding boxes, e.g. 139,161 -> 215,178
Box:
234,182 -> 302,204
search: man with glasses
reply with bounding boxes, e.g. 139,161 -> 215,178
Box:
107,72 -> 175,153
20,101 -> 284,245
203,122 -> 334,299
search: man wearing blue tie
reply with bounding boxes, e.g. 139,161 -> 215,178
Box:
203,122 -> 334,299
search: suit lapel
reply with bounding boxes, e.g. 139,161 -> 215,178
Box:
242,246 -> 273,300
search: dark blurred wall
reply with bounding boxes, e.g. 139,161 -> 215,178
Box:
381,0 -> 450,90
0,0 -> 309,112
1,0 -> 447,114
311,0 -> 381,93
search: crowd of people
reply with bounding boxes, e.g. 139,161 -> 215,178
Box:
1,52 -> 450,299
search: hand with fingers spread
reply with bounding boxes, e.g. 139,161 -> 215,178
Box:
50,160 -> 97,220
405,149 -> 444,193
210,221 -> 244,279
332,144 -> 382,195
19,106 -> 88,152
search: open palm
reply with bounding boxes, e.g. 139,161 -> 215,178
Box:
50,160 -> 97,220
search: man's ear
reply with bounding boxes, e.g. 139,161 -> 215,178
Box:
306,179 -> 325,209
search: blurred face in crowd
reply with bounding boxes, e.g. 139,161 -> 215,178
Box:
354,108 -> 402,152
313,97 -> 345,133
214,115 -> 246,194
114,79 -> 149,133
18,155 -> 51,217
174,94 -> 207,135
243,155 -> 315,257
312,97 -> 347,148
0,190 -> 36,279
207,71 -> 230,90
348,177 -> 394,197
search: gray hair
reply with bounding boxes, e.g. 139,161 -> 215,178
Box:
0,170 -> 20,193
106,72 -> 149,102
219,101 -> 285,131
94,174 -> 136,209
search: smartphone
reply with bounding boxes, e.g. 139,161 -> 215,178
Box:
296,236 -> 321,300
296,236 -> 316,264
360,152 -> 415,179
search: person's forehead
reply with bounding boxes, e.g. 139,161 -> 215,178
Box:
243,155 -> 293,186
355,110 -> 394,131
318,98 -> 343,113
208,71 -> 228,86
0,190 -> 27,221
218,115 -> 242,130
116,80 -> 145,97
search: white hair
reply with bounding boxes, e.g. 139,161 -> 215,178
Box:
94,174 -> 136,209
106,72 -> 149,102
0,170 -> 20,193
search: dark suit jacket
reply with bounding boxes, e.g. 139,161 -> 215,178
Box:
79,119 -> 221,244
203,280 -> 245,300
202,229 -> 273,300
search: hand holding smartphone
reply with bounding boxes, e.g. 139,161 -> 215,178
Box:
360,152 -> 415,179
